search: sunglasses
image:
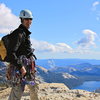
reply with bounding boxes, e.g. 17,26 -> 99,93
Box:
24,18 -> 32,20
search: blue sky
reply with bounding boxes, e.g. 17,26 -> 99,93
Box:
0,0 -> 100,59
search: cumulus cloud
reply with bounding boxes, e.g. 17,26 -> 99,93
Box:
30,29 -> 98,55
0,3 -> 20,34
31,39 -> 73,53
76,29 -> 97,48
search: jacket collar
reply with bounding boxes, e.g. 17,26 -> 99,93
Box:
19,24 -> 31,36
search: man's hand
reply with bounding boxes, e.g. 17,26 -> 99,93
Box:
20,66 -> 26,77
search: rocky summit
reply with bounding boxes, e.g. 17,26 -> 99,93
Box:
1,83 -> 100,100
1,62 -> 100,100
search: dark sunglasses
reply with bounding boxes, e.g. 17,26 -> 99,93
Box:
24,18 -> 32,20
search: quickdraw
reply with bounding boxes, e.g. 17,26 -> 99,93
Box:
7,55 -> 36,86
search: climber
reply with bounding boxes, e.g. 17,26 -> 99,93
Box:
6,9 -> 39,100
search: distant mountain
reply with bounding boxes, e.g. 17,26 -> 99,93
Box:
49,63 -> 93,73
36,59 -> 100,69
36,66 -> 83,88
1,59 -> 100,88
46,61 -> 100,81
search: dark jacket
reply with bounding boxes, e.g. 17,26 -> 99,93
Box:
7,24 -> 34,69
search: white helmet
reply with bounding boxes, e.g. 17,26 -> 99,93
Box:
19,9 -> 33,19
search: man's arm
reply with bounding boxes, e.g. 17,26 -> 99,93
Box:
10,32 -> 24,70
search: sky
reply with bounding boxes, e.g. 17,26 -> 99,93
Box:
0,0 -> 100,59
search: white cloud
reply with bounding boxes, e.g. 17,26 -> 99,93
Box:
92,1 -> 100,11
0,3 -> 20,34
31,39 -> 73,53
92,1 -> 100,7
91,1 -> 100,21
30,29 -> 98,56
76,29 -> 97,48
55,43 -> 73,53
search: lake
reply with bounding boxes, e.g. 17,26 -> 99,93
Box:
73,81 -> 100,92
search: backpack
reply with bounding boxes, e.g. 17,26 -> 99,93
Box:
0,34 -> 11,61
0,29 -> 37,62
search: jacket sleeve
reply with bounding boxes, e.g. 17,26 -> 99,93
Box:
26,36 -> 34,57
10,32 -> 24,70
26,36 -> 37,60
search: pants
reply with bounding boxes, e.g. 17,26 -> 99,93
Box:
8,83 -> 39,100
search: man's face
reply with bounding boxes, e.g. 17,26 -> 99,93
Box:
22,18 -> 32,29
